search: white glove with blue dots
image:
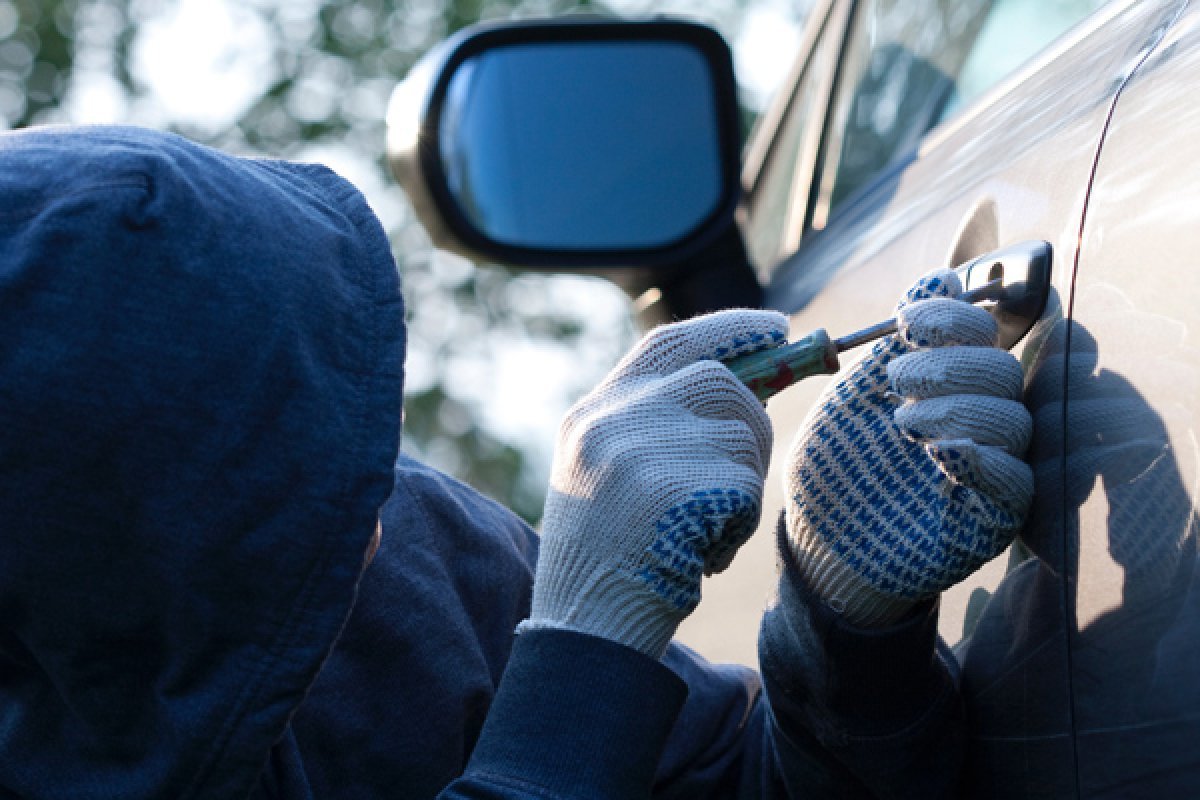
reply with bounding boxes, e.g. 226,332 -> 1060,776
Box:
521,309 -> 788,658
786,270 -> 1034,626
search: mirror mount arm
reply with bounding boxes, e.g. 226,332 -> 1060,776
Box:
632,221 -> 763,327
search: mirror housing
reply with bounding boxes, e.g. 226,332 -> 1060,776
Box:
387,17 -> 760,315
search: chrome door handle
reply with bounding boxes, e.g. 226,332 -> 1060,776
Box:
956,240 -> 1053,351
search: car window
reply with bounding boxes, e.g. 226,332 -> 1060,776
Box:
743,9 -> 840,271
939,0 -> 1110,120
743,72 -> 813,271
810,0 -> 1107,230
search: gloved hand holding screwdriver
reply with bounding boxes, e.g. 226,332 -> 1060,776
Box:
522,308 -> 789,658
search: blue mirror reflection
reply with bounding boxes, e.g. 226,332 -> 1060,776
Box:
439,41 -> 724,252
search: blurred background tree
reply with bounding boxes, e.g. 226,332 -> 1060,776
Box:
0,0 -> 808,522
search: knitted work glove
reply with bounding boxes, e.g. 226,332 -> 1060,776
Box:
786,270 -> 1034,626
521,309 -> 788,658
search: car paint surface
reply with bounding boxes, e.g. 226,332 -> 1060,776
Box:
1057,5 -> 1200,791
676,0 -> 1189,671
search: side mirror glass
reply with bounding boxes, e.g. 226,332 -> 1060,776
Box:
388,19 -> 742,270
440,41 -> 723,251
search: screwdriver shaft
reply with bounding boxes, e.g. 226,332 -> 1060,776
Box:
726,279 -> 1002,402
834,279 -> 1000,352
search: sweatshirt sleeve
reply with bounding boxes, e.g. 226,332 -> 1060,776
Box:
438,628 -> 688,800
757,515 -> 966,799
438,518 -> 964,800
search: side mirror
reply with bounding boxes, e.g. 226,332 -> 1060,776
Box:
387,17 -> 746,290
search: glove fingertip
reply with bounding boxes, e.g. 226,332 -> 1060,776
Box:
897,298 -> 999,349
898,269 -> 962,310
708,310 -> 790,362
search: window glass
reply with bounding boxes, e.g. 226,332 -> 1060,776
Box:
743,11 -> 839,271
743,80 -> 810,270
812,0 -> 1106,229
940,0 -> 1109,120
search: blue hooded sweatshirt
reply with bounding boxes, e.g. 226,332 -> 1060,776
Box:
0,125 -> 405,798
0,125 -> 962,800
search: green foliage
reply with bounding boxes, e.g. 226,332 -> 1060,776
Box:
404,385 -> 543,521
1,0 -> 77,127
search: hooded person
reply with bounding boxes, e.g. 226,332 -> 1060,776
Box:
0,125 -> 785,799
0,125 -> 406,797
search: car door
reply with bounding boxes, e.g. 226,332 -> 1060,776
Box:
676,0 -> 1189,793
1058,5 -> 1200,793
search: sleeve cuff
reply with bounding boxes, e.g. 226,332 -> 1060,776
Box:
460,627 -> 687,798
761,514 -> 951,740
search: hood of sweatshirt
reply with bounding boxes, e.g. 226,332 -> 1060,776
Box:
0,125 -> 405,798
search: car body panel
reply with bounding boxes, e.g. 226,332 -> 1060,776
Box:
676,0 -> 1186,680
1059,6 -> 1200,791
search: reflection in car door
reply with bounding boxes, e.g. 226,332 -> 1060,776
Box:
1059,4 -> 1200,793
676,0 -> 1191,796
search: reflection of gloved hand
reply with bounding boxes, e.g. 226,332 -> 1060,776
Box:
521,309 -> 788,658
785,271 -> 1034,626
1025,304 -> 1198,605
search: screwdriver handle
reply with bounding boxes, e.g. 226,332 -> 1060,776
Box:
725,329 -> 840,403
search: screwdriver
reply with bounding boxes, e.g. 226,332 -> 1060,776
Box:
725,280 -> 1002,403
